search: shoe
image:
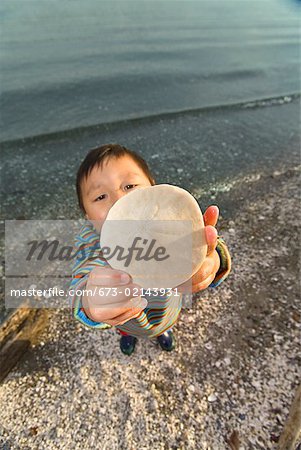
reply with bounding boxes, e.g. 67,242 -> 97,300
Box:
157,330 -> 176,352
120,335 -> 137,356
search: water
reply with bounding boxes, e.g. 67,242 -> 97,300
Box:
0,0 -> 300,142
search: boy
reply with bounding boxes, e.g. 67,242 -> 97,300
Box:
70,144 -> 231,355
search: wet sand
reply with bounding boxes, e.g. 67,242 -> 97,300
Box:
1,95 -> 300,221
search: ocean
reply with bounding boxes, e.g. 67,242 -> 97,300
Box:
0,0 -> 300,142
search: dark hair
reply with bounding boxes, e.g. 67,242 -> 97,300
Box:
76,143 -> 156,213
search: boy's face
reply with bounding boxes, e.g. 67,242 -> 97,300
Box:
81,154 -> 153,231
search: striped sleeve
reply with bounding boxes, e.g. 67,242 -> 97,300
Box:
69,223 -> 112,330
209,236 -> 231,288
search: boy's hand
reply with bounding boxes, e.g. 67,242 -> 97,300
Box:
82,267 -> 147,326
176,205 -> 220,293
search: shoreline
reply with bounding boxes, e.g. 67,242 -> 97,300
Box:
1,92 -> 298,145
1,97 -> 300,221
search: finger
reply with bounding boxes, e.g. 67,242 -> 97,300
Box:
191,252 -> 219,284
203,205 -> 219,227
205,225 -> 218,255
107,309 -> 143,326
177,251 -> 219,293
192,273 -> 216,293
88,296 -> 148,322
103,297 -> 147,324
85,283 -> 142,308
89,267 -> 132,286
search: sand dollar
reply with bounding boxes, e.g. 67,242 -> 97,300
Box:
100,184 -> 207,289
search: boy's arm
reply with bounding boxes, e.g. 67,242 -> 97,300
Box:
70,272 -> 112,330
69,223 -> 112,330
209,236 -> 231,288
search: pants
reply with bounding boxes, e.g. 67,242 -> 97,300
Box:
117,329 -> 129,336
116,327 -> 173,337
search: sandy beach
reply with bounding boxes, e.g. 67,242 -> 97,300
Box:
0,111 -> 300,448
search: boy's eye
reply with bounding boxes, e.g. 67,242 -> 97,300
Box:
95,194 -> 106,201
125,184 -> 138,190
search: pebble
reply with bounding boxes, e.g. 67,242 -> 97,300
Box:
207,393 -> 218,403
251,381 -> 261,389
204,342 -> 213,350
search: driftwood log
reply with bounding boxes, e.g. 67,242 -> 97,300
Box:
277,384 -> 301,450
0,303 -> 49,383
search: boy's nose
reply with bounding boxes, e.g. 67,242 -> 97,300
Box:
111,189 -> 126,205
